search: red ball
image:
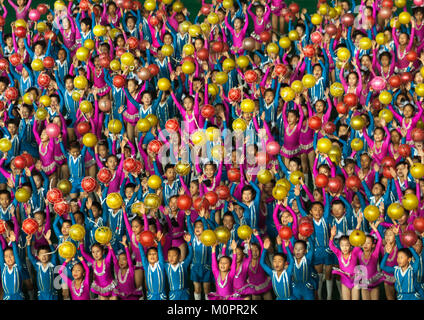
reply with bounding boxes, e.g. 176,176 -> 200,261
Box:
398,144 -> 411,157
228,88 -> 241,102
266,141 -> 280,156
381,156 -> 396,168
155,9 -> 165,21
288,3 -> 299,13
227,167 -> 241,182
133,160 -> 143,175
372,97 -> 383,111
284,12 -> 294,23
323,122 -> 336,135
115,47 -> 126,58
279,226 -> 293,240
346,176 -> 361,190
341,13 -> 355,26
201,104 -> 215,118
325,24 -> 337,36
413,217 -> 424,233
165,119 -> 180,132
328,177 -> 342,193
79,0 -> 90,10
388,75 -> 401,88
299,216 -> 313,225
411,128 -> 424,142
149,15 -> 159,27
43,56 -> 55,69
37,3 -> 48,14
197,48 -> 209,61
343,93 -> 358,107
5,87 -> 18,101
123,158 -> 137,172
0,220 -> 6,234
21,153 -> 33,167
400,72 -> 412,84
0,58 -> 8,71
139,230 -> 156,247
275,64 -> 287,76
81,176 -> 97,193
177,195 -> 192,211
216,185 -> 230,200
132,1 -> 142,10
204,191 -> 218,206
37,73 -> 51,88
406,50 -> 417,62
259,31 -> 271,43
148,140 -> 163,154
315,174 -> 329,188
310,31 -> 323,44
44,31 -> 57,43
0,16 -> 5,27
139,40 -> 149,51
193,197 -> 210,212
46,188 -> 63,204
54,200 -> 70,216
13,156 -> 26,169
201,5 -> 211,15
256,152 -> 270,165
383,166 -> 394,178
15,26 -> 26,38
148,64 -> 159,76
401,230 -> 418,247
244,70 -> 258,83
97,167 -> 113,184
299,222 -> 314,238
99,54 -> 111,69
381,0 -> 393,8
122,0 -> 133,10
308,116 -> 322,131
127,37 -> 139,50
303,44 -> 315,58
22,218 -> 39,235
9,53 -> 21,67
0,101 -> 5,111
336,102 -> 349,114
113,75 -> 125,88
211,41 -> 224,53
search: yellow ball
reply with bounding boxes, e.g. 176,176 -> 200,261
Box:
206,127 -> 220,141
162,0 -> 172,4
364,205 -> 380,222
207,12 -> 219,25
232,118 -> 247,131
57,179 -> 72,195
328,7 -> 337,19
223,58 -> 236,71
108,119 -> 122,134
200,230 -> 217,246
82,133 -> 98,147
280,87 -> 296,101
121,52 -> 134,66
399,12 -> 411,24
288,30 -> 299,41
175,161 -> 191,176
136,118 -> 151,132
376,33 -> 387,45
158,78 -> 171,91
208,83 -> 219,96
76,47 -> 89,61
279,37 -> 291,49
69,224 -> 86,242
334,5 -> 342,15
147,175 -> 162,190
350,138 -> 364,151
110,59 -> 121,71
201,22 -> 211,34
272,185 -> 288,200
146,114 -> 158,127
74,76 -> 88,89
161,45 -> 174,57
311,13 -> 323,25
131,202 -> 144,215
215,226 -> 231,243
144,0 -> 156,11
106,193 -> 123,209
337,48 -> 351,62
328,145 -> 341,164
172,1 -> 184,12
71,91 -> 81,102
318,3 -> 329,15
330,82 -> 344,97
15,19 -> 26,28
240,99 -> 255,113
31,59 -> 44,71
317,138 -> 332,154
390,18 -> 401,29
191,130 -> 206,146
395,0 -> 406,8
183,44 -> 195,56
180,21 -> 191,34
379,109 -> 393,123
23,93 -> 32,105
215,71 -> 228,84
302,74 -> 316,88
291,80 -> 304,93
359,37 -> 372,50
188,25 -> 201,37
257,169 -> 272,184
402,194 -> 418,211
36,22 -> 47,33
144,193 -> 161,209
266,43 -> 279,54
211,145 -> 225,160
109,28 -> 120,39
35,108 -> 48,121
276,178 -> 291,191
58,241 -> 76,259
54,0 -> 65,10
84,39 -> 95,50
222,0 -> 233,9
416,83 -> 424,97
95,226 -> 112,244
350,115 -> 365,130
93,25 -> 107,37
237,225 -> 253,240
387,203 -> 405,220
79,100 -> 93,114
289,170 -> 305,185
236,56 -> 249,68
410,163 -> 424,179
15,188 -> 30,203
379,90 -> 392,105
0,138 -> 11,152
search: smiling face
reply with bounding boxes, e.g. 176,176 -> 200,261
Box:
72,264 -> 84,280
118,252 -> 128,269
218,256 -> 231,272
38,249 -> 50,264
4,248 -> 15,267
340,238 -> 351,255
91,245 -> 103,261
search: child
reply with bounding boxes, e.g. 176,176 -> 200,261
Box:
58,256 -> 91,300
0,232 -> 24,300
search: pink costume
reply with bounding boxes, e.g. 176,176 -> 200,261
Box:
208,249 -> 242,300
33,123 -> 57,175
371,48 -> 396,81
163,209 -> 186,248
79,244 -> 118,297
388,101 -> 423,143
379,244 -> 397,285
87,60 -> 110,96
233,248 -> 254,297
280,102 -> 304,158
58,259 -> 91,300
57,6 -> 78,53
53,114 -> 67,166
123,209 -> 143,270
32,206 -> 51,252
362,126 -> 391,165
95,153 -> 124,193
392,26 -> 415,72
123,87 -> 143,125
225,14 -> 249,53
359,231 -> 384,289
329,239 -> 362,289
247,1 -> 271,41
171,91 -> 200,136
8,0 -> 31,20
270,0 -> 285,16
247,235 -> 272,294
112,246 -> 142,300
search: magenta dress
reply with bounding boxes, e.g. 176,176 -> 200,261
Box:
247,235 -> 272,294
329,239 -> 362,289
80,244 -> 117,297
33,206 -> 51,252
359,232 -> 384,289
208,251 -> 243,300
95,154 -> 125,193
299,121 -> 314,154
112,247 -> 143,300
58,260 -> 91,300
379,245 -> 397,285
233,249 -> 255,297
164,211 -> 186,248
280,102 -> 304,158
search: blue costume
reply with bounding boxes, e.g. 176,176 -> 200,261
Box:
0,242 -> 24,300
165,241 -> 193,300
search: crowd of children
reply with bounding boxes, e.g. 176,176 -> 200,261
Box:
0,0 -> 423,301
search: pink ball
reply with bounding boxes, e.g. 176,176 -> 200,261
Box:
414,0 -> 424,6
45,123 -> 60,138
370,76 -> 386,91
29,9 -> 41,21
266,141 -> 280,156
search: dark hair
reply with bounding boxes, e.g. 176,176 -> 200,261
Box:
273,253 -> 287,261
168,247 -> 181,256
339,235 -> 350,244
37,245 -> 51,255
81,17 -> 92,29
398,248 -> 413,259
0,190 -> 11,200
294,240 -> 307,250
92,243 -> 104,252
147,247 -> 158,254
69,141 -> 81,151
125,183 -> 136,191
332,199 -> 345,209
164,163 -> 175,172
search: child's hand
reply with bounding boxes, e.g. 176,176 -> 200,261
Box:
26,234 -> 32,245
330,225 -> 337,238
120,235 -> 127,247
44,229 -> 51,241
9,232 -> 16,242
156,231 -> 163,242
294,184 -> 301,196
252,229 -> 258,236
230,239 -> 237,251
263,238 -> 271,250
